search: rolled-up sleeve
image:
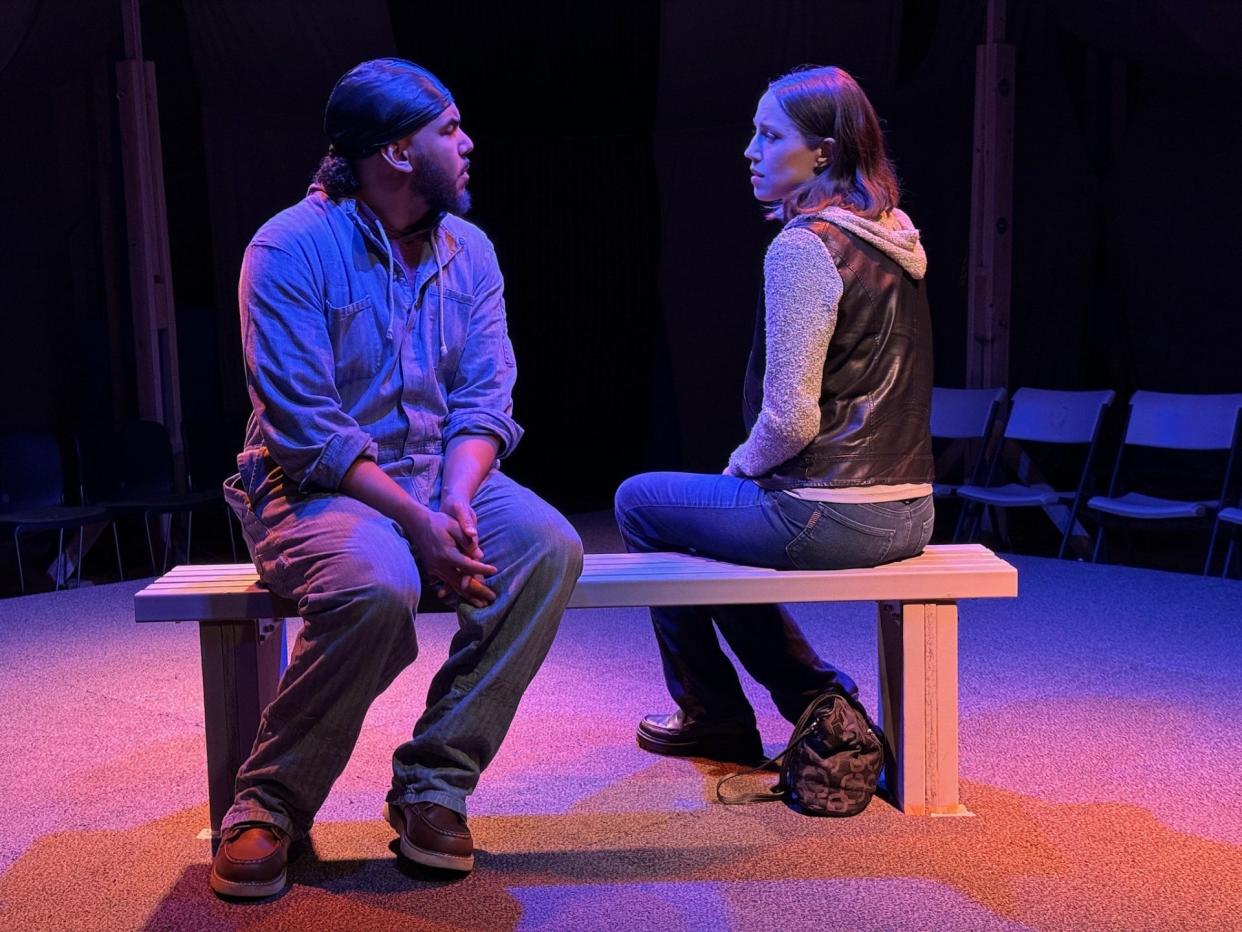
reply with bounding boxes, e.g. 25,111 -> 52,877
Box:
240,242 -> 377,490
444,240 -> 524,458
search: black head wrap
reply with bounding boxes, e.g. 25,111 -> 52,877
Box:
324,58 -> 454,160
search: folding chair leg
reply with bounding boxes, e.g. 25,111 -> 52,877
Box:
1057,497 -> 1085,559
186,511 -> 193,565
995,507 -> 1011,548
1091,522 -> 1106,563
162,514 -> 172,572
14,529 -> 25,594
143,514 -> 157,575
225,505 -> 238,562
76,527 -> 84,588
55,529 -> 64,592
952,501 -> 970,543
1224,535 -> 1238,580
959,502 -> 977,543
1204,522 -> 1221,576
968,504 -> 988,544
112,523 -> 124,581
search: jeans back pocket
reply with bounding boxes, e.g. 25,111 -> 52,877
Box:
785,502 -> 897,570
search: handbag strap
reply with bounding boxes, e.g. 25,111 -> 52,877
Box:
715,691 -> 841,806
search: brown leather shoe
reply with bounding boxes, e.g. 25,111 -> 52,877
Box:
383,801 -> 474,872
209,824 -> 290,899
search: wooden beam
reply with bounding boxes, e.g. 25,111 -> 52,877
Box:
93,61 -> 127,421
115,0 -> 184,465
967,0 -> 1015,390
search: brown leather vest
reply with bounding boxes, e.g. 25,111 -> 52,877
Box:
743,218 -> 934,489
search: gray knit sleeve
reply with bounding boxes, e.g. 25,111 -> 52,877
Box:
727,226 -> 843,478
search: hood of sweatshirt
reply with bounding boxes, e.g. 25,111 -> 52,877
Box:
805,206 -> 928,280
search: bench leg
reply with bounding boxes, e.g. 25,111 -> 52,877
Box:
198,617 -> 286,850
876,600 -> 968,816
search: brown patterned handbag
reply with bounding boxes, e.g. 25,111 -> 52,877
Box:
717,689 -> 886,816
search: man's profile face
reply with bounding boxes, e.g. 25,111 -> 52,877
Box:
407,104 -> 474,215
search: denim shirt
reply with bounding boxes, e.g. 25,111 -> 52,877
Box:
234,188 -> 522,508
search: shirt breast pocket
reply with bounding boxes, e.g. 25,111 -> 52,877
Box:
328,297 -> 382,384
433,287 -> 475,368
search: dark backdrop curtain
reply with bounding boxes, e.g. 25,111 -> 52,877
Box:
1038,0 -> 1242,394
654,0 -> 978,472
1,0 -> 1240,516
0,0 -> 127,432
179,0 -> 397,480
386,2 -> 667,511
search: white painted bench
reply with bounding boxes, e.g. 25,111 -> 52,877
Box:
135,544 -> 1017,842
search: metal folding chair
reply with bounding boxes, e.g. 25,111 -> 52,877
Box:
930,386 -> 1008,539
0,431 -> 118,592
956,388 -> 1115,557
78,420 -> 235,575
1087,391 -> 1242,572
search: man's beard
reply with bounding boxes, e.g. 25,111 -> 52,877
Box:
412,155 -> 471,216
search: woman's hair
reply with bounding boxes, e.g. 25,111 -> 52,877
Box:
311,146 -> 362,199
767,65 -> 900,221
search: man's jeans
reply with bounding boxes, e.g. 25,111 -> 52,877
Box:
614,472 -> 934,725
221,469 -> 582,839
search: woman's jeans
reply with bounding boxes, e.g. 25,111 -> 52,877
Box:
614,472 -> 934,725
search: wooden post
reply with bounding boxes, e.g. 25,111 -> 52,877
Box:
115,0 -> 184,468
93,62 -> 128,423
198,618 -> 286,850
966,0 -> 1015,390
876,600 -> 969,816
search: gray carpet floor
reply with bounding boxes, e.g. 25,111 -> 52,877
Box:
0,513 -> 1239,930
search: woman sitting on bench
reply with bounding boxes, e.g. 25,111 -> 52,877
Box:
615,65 -> 935,764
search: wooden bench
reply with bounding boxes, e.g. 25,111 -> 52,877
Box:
135,544 -> 1017,841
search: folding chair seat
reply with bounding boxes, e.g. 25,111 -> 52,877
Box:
0,431 -> 118,592
78,420 -> 235,575
956,388 -> 1115,557
1087,391 -> 1242,571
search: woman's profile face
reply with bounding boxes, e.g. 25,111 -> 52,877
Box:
744,90 -> 821,203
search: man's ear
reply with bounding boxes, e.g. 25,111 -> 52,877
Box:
379,138 -> 415,175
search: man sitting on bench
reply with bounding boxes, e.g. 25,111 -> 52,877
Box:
210,58 -> 582,899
